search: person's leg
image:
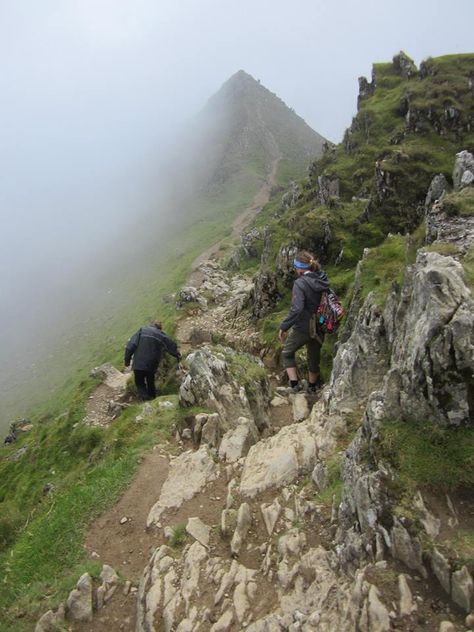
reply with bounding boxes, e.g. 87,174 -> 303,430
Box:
145,370 -> 157,399
134,370 -> 148,401
307,337 -> 323,391
281,329 -> 307,390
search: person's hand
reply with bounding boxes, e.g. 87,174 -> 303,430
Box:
278,329 -> 287,342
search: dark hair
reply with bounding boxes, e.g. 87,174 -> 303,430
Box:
294,250 -> 320,271
153,320 -> 163,329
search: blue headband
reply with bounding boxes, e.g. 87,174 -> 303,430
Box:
293,259 -> 311,269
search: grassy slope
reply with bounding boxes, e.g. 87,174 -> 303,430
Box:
239,53 -> 474,362
0,122 -> 319,628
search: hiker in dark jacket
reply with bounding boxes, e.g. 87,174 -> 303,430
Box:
124,320 -> 181,400
279,250 -> 330,393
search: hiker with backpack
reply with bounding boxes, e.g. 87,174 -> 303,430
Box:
124,320 -> 181,400
278,251 -> 330,394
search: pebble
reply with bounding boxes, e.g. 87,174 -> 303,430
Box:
466,613 -> 474,628
90,551 -> 100,560
120,516 -> 128,525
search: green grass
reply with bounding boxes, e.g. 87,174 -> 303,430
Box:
463,246 -> 474,293
315,455 -> 343,506
439,187 -> 474,217
357,234 -> 407,307
218,346 -> 267,402
377,420 -> 474,492
169,524 -> 189,549
0,394 -> 193,631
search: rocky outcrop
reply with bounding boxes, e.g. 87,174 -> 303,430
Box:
392,51 -> 417,79
275,243 -> 299,286
179,346 -> 270,431
453,150 -> 474,190
252,270 -> 280,318
380,251 -> 473,426
317,174 -> 340,204
425,152 -> 474,250
357,75 -> 375,110
424,173 -> 449,209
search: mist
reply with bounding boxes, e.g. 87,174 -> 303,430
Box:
1,0 -> 473,428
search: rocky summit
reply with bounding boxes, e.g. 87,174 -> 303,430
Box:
1,52 -> 474,632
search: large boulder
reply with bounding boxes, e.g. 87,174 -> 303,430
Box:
147,446 -> 219,527
239,419 -> 318,497
380,251 -> 474,426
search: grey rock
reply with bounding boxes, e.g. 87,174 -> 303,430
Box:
35,605 -> 66,632
453,150 -> 474,190
179,346 -> 270,431
231,503 -> 252,556
380,251 -> 474,426
252,270 -> 280,319
66,573 -> 93,622
439,622 -> 455,632
367,585 -> 391,632
260,499 -> 282,536
147,445 -> 219,526
90,363 -> 128,391
201,413 -> 225,449
218,417 -> 259,462
317,174 -> 340,205
451,565 -> 473,613
413,491 -> 441,538
292,393 -> 310,423
357,75 -> 375,109
176,286 -> 208,309
391,519 -> 425,576
393,51 -> 417,78
9,446 -> 28,461
431,548 -> 451,595
425,173 -> 449,209
398,574 -> 416,616
186,517 -> 211,548
311,462 -> 328,490
100,564 -> 118,586
240,420 -> 318,498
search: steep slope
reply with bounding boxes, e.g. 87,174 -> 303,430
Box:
176,70 -> 326,196
3,52 -> 473,632
0,70 -> 327,433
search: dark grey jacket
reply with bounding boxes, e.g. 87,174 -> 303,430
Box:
280,270 -> 330,333
124,325 -> 180,372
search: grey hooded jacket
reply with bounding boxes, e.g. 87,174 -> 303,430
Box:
280,270 -> 330,333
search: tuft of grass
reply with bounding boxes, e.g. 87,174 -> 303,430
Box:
463,246 -> 474,293
439,187 -> 474,218
169,524 -> 189,549
357,234 -> 407,307
315,455 -> 343,506
376,420 -> 474,492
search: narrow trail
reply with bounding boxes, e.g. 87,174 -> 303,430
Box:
71,157 -> 289,632
187,157 -> 280,287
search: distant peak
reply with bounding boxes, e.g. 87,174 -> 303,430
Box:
225,69 -> 260,86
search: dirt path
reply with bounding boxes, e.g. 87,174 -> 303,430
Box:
69,156 -> 289,632
188,157 -> 280,286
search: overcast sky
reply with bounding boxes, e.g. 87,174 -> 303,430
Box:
0,0 -> 473,339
